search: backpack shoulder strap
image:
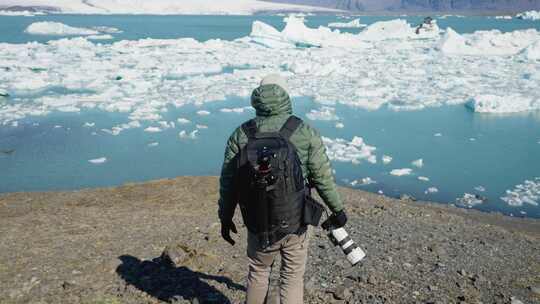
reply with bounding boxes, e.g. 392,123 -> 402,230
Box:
279,115 -> 302,140
241,119 -> 257,139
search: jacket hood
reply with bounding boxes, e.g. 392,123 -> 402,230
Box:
251,84 -> 292,117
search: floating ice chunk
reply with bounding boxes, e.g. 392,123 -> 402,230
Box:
495,16 -> 512,20
179,130 -> 198,139
158,121 -> 175,129
434,133 -> 442,137
438,27 -> 540,56
54,125 -> 62,129
177,118 -> 191,124
475,186 -> 486,192
0,89 -> 8,97
91,26 -> 122,34
196,110 -> 211,116
466,94 -> 540,113
335,122 -> 344,129
328,19 -> 366,28
11,121 -> 18,127
456,193 -> 485,208
25,22 -> 100,36
378,190 -> 384,194
425,187 -> 439,194
148,142 -> 159,147
418,176 -> 430,182
83,122 -> 95,127
87,34 -> 114,40
196,124 -> 208,129
144,126 -> 162,133
167,63 -> 222,78
306,106 -> 338,121
358,19 -> 440,41
516,10 -> 540,21
411,158 -> 424,168
220,106 -> 251,113
322,136 -> 376,165
88,157 -> 107,164
350,177 -> 376,186
382,155 -> 393,165
501,178 -> 540,207
390,168 -> 413,176
101,120 -> 140,136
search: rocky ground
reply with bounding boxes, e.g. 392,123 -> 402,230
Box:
0,176 -> 539,304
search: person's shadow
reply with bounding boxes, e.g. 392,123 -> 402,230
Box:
116,254 -> 246,303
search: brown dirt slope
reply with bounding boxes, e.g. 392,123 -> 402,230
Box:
0,176 -> 538,304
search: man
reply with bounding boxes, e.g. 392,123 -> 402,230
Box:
218,74 -> 347,304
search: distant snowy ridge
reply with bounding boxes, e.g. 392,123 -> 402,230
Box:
0,0 -> 339,15
516,10 -> 540,21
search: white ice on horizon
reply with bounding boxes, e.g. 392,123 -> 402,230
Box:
88,157 -> 107,164
501,178 -> 540,207
0,10 -> 45,16
322,136 -> 376,165
1,16 -> 540,126
4,0 -> 338,15
390,168 -> 413,176
328,18 -> 366,28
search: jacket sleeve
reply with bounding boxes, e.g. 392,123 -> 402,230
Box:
218,127 -> 245,222
305,125 -> 344,213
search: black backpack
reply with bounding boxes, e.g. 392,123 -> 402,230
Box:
235,115 -> 306,248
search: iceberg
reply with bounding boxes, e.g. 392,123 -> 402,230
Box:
196,110 -> 211,116
438,27 -> 540,56
425,187 -> 438,194
501,178 -> 540,207
456,193 -> 485,208
25,22 -> 99,36
382,155 -> 392,165
418,176 -> 430,182
322,136 -> 376,165
350,177 -> 376,186
306,106 -> 338,121
357,19 -> 440,41
516,10 -> 540,21
88,157 -> 107,164
466,95 -> 539,113
144,126 -> 162,133
411,158 -> 424,168
390,168 -> 413,176
328,18 -> 366,28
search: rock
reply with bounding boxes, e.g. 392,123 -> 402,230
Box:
332,285 -> 352,300
403,263 -> 413,269
457,269 -> 467,276
510,297 -> 524,304
529,285 -> 540,295
160,244 -> 191,267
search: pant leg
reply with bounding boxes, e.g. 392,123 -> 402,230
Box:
279,229 -> 310,304
246,232 -> 280,304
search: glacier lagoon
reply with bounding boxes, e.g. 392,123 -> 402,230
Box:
0,14 -> 539,218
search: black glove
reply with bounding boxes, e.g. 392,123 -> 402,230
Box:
322,209 -> 347,230
221,220 -> 237,246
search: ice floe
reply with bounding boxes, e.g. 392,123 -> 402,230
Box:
350,177 -> 376,186
418,176 -> 430,182
88,157 -> 107,164
177,118 -> 191,124
101,120 -> 140,136
179,130 -> 198,139
196,110 -> 211,116
328,18 -> 366,28
335,122 -> 344,129
322,136 -> 376,165
196,124 -> 208,129
390,168 -> 412,176
411,158 -> 424,168
306,106 -> 338,121
220,106 -> 251,113
516,10 -> 540,21
474,186 -> 486,192
425,187 -> 438,194
83,122 -> 95,127
501,178 -> 540,207
434,133 -> 442,137
148,142 -> 159,147
466,95 -> 540,113
26,22 -> 99,36
456,193 -> 486,208
382,155 -> 392,165
144,126 -> 162,133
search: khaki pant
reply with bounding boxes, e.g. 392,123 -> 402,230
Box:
246,229 -> 310,304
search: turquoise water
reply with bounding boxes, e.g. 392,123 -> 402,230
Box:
0,14 -> 539,218
1,14 -> 540,44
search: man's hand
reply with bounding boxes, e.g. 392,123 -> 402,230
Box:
322,209 -> 347,230
221,220 -> 237,246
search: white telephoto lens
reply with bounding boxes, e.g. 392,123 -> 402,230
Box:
347,247 -> 366,265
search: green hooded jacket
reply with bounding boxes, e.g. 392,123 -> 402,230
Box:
218,84 -> 343,222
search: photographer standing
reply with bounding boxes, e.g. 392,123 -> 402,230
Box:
218,74 -> 347,304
